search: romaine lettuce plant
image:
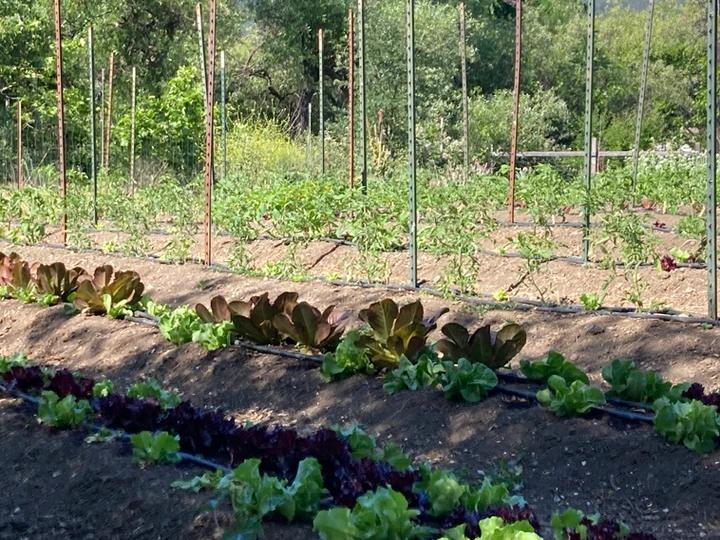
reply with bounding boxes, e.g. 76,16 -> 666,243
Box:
357,298 -> 448,368
442,358 -> 499,403
536,375 -> 606,417
195,295 -> 246,323
34,262 -> 86,305
520,351 -> 589,384
653,397 -> 720,453
73,265 -> 145,318
130,431 -> 181,466
37,390 -> 93,428
273,302 -> 349,351
230,291 -> 299,345
602,359 -> 689,404
436,322 -> 527,369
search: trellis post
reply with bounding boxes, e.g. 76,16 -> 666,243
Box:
406,0 -> 418,288
582,0 -> 596,262
203,0 -> 217,266
348,8 -> 356,189
631,0 -> 655,195
16,100 -> 22,189
104,52 -> 114,171
318,28 -> 325,175
508,0 -> 522,223
88,26 -> 97,223
130,66 -> 137,188
53,0 -> 67,245
196,3 -> 208,107
221,50 -> 227,181
707,0 -> 718,319
459,2 -> 469,183
99,67 -> 105,175
358,0 -> 368,191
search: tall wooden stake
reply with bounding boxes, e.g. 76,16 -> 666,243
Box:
407,0 -> 418,288
88,26 -> 97,223
54,0 -> 67,245
358,0 -> 368,191
130,66 -> 137,187
16,101 -> 22,188
203,0 -> 217,265
104,52 -> 114,171
99,67 -> 105,174
459,2 -> 469,183
220,50 -> 227,181
508,0 -> 522,224
348,8 -> 356,189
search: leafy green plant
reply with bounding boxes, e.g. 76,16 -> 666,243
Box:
92,379 -> 114,398
191,321 -> 234,351
34,262 -> 86,304
195,295 -> 245,324
230,292 -> 299,345
383,352 -> 446,394
442,359 -> 499,403
602,359 -> 689,404
273,302 -> 349,351
536,376 -> 606,417
653,397 -> 720,453
313,487 -> 427,540
127,379 -> 182,409
435,322 -> 527,369
320,330 -> 375,382
73,265 -> 145,318
441,517 -> 541,540
579,293 -> 602,311
520,351 -> 589,384
157,305 -> 204,345
130,431 -> 181,466
333,424 -> 412,471
550,508 -> 630,540
37,391 -> 93,428
0,352 -> 28,374
358,299 -> 449,368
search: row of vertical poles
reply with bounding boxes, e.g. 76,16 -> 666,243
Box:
507,0 -> 522,224
630,0 -> 655,194
459,2 -> 469,183
53,0 -> 67,246
581,0 -> 596,263
706,0 -> 718,320
202,0 -> 217,265
406,0 -> 418,287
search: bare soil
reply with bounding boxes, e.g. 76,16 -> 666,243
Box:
1,243 -> 720,539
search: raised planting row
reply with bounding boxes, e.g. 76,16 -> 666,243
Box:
0,353 -> 657,540
2,250 -> 720,456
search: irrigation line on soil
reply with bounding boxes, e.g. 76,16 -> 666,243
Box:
5,238 -> 719,326
124,313 -> 657,424
0,381 -> 232,473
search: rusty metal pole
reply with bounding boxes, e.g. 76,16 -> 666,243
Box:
88,26 -> 97,223
99,67 -> 105,174
16,101 -> 22,188
357,0 -> 368,191
53,0 -> 67,245
203,0 -> 217,266
508,0 -> 522,224
104,52 -> 114,171
348,9 -> 356,189
196,4 -> 208,107
459,2 -> 469,183
318,28 -> 325,175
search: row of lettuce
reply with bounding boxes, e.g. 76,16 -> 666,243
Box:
1,353 -> 655,540
2,250 -> 720,455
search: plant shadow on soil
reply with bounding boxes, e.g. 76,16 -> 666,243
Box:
1,245 -> 720,538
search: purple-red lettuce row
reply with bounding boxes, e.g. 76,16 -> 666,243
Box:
3,366 -> 45,393
48,369 -> 95,399
95,395 -> 163,432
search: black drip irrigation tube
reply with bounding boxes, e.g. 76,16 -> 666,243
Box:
0,381 -> 232,473
127,312 -> 656,424
4,238 -> 719,327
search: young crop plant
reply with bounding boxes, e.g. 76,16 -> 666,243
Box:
333,424 -> 412,471
357,298 -> 449,368
442,359 -> 499,403
320,330 -> 375,382
0,353 -> 28,374
602,359 -> 689,404
127,379 -> 182,410
435,322 -> 527,369
273,302 -> 349,351
34,262 -> 87,306
130,431 -> 181,466
230,291 -> 299,345
520,351 -> 589,384
383,351 -> 446,394
73,265 -> 145,318
536,376 -> 606,417
653,398 -> 720,453
506,231 -> 557,302
195,295 -> 246,324
441,517 -> 541,540
37,390 -> 93,428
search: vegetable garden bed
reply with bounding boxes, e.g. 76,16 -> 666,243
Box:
0,243 -> 719,538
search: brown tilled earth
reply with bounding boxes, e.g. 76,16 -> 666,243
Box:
0,242 -> 719,539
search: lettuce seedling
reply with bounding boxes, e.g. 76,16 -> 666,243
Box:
157,305 -> 204,345
653,397 -> 720,453
520,351 -> 589,384
321,330 -> 375,382
383,352 -> 446,394
442,358 -> 499,403
130,431 -> 181,466
127,379 -> 182,409
358,298 -> 448,368
37,390 -> 92,428
436,322 -> 527,369
536,375 -> 606,417
0,353 -> 28,374
333,424 -> 412,471
602,359 -> 689,404
92,379 -> 114,398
